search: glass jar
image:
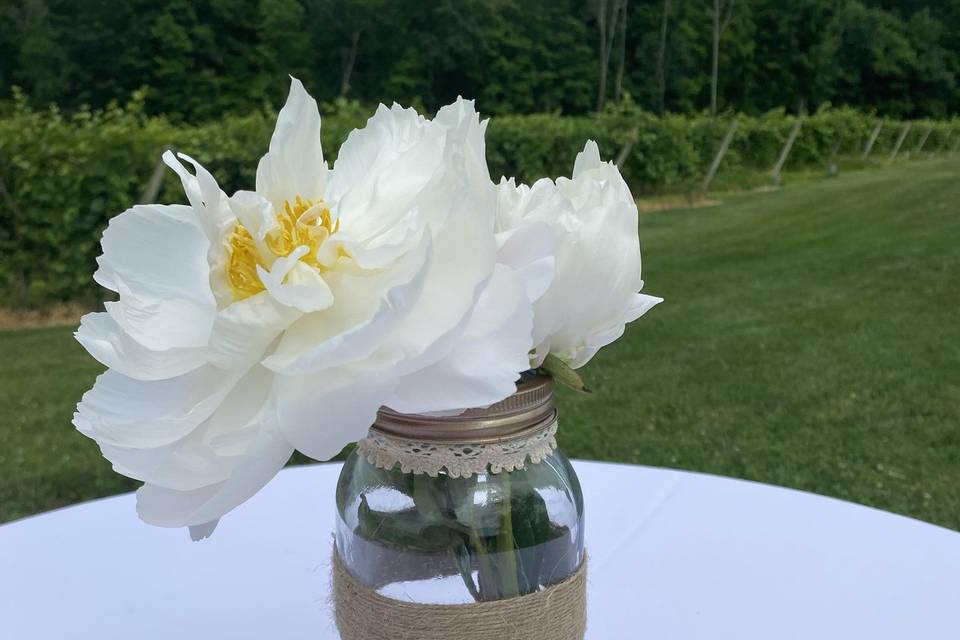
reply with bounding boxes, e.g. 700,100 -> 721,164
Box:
334,376 -> 584,604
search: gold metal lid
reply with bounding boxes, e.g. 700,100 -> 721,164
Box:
374,375 -> 556,444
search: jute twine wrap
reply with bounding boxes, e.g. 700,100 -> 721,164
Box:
332,548 -> 588,640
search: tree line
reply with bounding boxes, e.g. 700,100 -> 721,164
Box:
1,0 -> 958,121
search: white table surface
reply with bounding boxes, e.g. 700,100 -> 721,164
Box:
2,460 -> 959,639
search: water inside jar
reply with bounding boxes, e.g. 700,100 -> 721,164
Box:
335,509 -> 584,604
335,450 -> 585,604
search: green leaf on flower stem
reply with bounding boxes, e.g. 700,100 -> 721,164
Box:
539,353 -> 592,395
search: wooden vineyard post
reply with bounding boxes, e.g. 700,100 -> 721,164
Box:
861,122 -> 883,160
889,122 -> 912,162
140,146 -> 173,204
615,128 -> 640,167
939,130 -> 952,155
770,118 -> 802,186
699,119 -> 738,196
826,141 -> 841,178
913,127 -> 932,155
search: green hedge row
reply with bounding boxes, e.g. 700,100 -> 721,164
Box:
1,94 -> 956,307
488,107 -> 957,192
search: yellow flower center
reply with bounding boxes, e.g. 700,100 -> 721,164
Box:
227,195 -> 340,300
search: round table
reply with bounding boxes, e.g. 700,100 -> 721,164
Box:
2,461 -> 958,639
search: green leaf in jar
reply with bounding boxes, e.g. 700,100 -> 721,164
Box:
446,475 -> 504,537
412,473 -> 452,524
510,488 -> 552,594
356,496 -> 463,553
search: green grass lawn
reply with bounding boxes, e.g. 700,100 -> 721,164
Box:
2,157 -> 958,529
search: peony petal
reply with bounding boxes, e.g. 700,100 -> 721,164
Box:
136,417 -> 293,531
365,180 -> 496,376
314,98 -> 498,380
188,521 -> 219,541
73,365 -> 243,449
556,290 -> 663,369
93,202 -> 217,351
94,203 -> 215,308
495,221 -> 556,304
572,139 -> 604,178
324,221 -> 422,271
208,293 -> 301,371
162,151 -> 236,305
263,230 -> 432,375
542,198 -> 642,354
388,264 -> 532,413
256,77 -> 326,209
104,280 -> 214,351
256,247 -> 334,314
276,372 -> 396,461
434,98 -> 492,212
530,336 -> 552,369
625,291 -> 664,323
497,143 -> 658,371
329,104 -> 446,241
495,177 -> 562,233
76,312 -> 207,381
564,140 -> 635,207
162,152 -> 227,225
227,190 -> 276,256
92,366 -> 274,492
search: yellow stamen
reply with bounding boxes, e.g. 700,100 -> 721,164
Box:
226,195 -> 342,301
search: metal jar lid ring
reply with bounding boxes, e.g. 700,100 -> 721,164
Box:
373,375 -> 556,445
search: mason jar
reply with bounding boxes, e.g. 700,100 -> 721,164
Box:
334,375 -> 585,605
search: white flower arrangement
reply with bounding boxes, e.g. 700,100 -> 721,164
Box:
73,78 -> 661,538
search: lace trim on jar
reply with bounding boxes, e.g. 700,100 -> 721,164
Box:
356,419 -> 558,478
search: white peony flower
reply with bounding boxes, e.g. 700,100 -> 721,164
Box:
74,79 -> 552,538
496,140 -> 662,371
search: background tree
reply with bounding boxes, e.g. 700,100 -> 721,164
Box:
708,0 -> 736,117
614,0 -> 630,102
12,0 -> 70,107
0,0 -> 958,121
309,0 -> 393,99
655,0 -> 672,117
747,0 -> 835,113
595,0 -> 627,111
818,1 -> 917,117
904,8 -> 957,117
257,0 -> 312,102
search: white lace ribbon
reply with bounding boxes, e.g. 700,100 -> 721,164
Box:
356,419 -> 559,478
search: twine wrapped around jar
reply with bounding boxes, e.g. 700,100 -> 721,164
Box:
332,548 -> 587,640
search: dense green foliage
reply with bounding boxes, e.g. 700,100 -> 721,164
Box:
1,92 -> 956,306
0,94 -> 365,305
4,158 -> 959,529
1,0 -> 959,120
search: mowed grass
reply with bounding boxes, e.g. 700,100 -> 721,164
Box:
1,158 -> 958,529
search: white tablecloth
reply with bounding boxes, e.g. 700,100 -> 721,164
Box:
2,461 -> 958,639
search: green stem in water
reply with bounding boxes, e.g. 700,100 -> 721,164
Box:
493,472 -> 521,599
440,474 -> 489,601
471,528 -> 500,600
